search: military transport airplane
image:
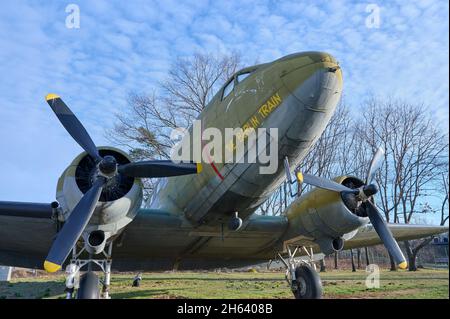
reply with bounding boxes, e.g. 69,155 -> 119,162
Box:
0,51 -> 447,299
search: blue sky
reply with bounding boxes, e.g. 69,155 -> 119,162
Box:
0,1 -> 448,222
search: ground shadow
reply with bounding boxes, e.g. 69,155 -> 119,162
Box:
111,287 -> 186,299
112,277 -> 284,283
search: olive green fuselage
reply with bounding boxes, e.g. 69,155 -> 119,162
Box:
149,52 -> 342,226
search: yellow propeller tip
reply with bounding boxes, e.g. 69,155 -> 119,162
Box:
296,171 -> 304,183
45,93 -> 60,101
44,260 -> 61,273
197,163 -> 203,173
398,261 -> 408,270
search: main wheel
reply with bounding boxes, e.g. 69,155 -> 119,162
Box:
77,272 -> 100,299
293,264 -> 322,299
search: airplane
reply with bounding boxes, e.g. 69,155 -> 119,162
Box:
0,51 -> 447,299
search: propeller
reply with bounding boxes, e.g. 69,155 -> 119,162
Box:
44,177 -> 106,272
46,94 -> 101,162
364,200 -> 407,269
366,146 -> 384,185
301,173 -> 358,194
297,147 -> 408,270
43,94 -> 201,272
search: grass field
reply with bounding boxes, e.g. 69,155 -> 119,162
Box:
0,268 -> 448,299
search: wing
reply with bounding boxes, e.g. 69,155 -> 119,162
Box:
0,201 -> 56,269
112,210 -> 288,270
344,223 -> 448,250
282,223 -> 448,256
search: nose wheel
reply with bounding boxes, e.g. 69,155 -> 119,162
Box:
64,242 -> 113,299
77,272 -> 100,299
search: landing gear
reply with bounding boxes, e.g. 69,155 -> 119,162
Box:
77,272 -> 100,299
293,264 -> 322,299
277,245 -> 323,299
64,242 -> 113,299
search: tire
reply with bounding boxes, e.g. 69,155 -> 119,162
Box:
77,272 -> 100,299
293,264 -> 322,299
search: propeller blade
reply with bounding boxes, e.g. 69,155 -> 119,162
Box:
118,160 -> 202,178
365,201 -> 407,269
45,94 -> 101,162
366,147 -> 384,184
43,177 -> 106,272
301,173 -> 357,193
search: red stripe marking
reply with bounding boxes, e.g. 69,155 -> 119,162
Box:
204,145 -> 224,180
201,118 -> 224,181
209,161 -> 224,180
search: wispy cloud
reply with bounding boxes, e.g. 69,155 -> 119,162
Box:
0,0 -> 448,202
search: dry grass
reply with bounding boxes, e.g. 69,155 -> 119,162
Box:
0,268 -> 447,299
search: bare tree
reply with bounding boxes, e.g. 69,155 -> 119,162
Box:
355,99 -> 399,225
357,98 -> 449,270
108,93 -> 175,160
161,52 -> 240,119
401,169 -> 450,270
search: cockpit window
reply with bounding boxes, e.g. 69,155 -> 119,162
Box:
222,79 -> 234,100
237,72 -> 251,83
220,69 -> 256,101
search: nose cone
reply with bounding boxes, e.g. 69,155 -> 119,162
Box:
280,52 -> 343,111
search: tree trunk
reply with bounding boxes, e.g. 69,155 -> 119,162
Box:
404,241 -> 415,271
319,259 -> 326,272
409,252 -> 418,271
350,249 -> 356,272
334,252 -> 338,269
404,238 -> 433,271
357,249 -> 361,269
365,247 -> 370,266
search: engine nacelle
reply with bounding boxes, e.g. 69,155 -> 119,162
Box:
55,147 -> 143,246
283,176 -> 369,255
